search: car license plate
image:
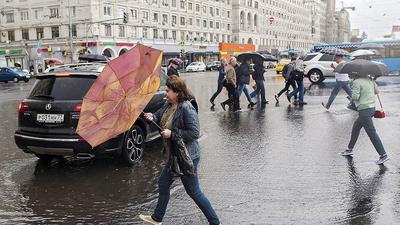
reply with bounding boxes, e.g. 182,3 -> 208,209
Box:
36,114 -> 64,123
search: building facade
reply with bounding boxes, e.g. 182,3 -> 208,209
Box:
0,0 -> 344,70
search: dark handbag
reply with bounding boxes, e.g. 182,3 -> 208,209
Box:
374,95 -> 385,118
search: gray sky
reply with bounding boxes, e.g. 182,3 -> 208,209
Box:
337,0 -> 400,39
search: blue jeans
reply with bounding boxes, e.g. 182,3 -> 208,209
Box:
325,80 -> 352,109
288,79 -> 304,103
152,158 -> 220,225
236,84 -> 252,103
348,107 -> 386,156
250,79 -> 266,103
210,80 -> 224,103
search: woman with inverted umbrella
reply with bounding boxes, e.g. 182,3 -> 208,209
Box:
140,76 -> 221,225
337,60 -> 389,165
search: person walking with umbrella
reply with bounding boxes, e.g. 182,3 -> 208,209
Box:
249,59 -> 268,105
139,75 -> 221,225
237,58 -> 256,109
287,57 -> 307,105
210,58 -> 228,108
220,57 -> 237,111
321,54 -> 352,110
338,60 -> 389,165
167,59 -> 181,77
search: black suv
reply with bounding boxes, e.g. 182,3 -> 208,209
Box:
14,66 -> 198,165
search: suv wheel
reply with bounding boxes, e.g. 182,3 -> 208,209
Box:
308,69 -> 323,84
121,124 -> 145,165
13,77 -> 19,83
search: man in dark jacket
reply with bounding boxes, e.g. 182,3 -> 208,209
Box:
167,60 -> 180,76
275,57 -> 297,103
250,61 -> 268,105
209,58 -> 227,107
287,57 -> 307,105
236,59 -> 256,109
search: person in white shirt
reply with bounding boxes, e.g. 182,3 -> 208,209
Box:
322,55 -> 352,110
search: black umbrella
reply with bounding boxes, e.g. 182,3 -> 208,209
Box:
257,50 -> 272,55
320,47 -> 350,56
334,59 -> 388,78
261,54 -> 278,62
78,54 -> 109,62
237,52 -> 277,63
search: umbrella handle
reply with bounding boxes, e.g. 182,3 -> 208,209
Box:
141,112 -> 162,131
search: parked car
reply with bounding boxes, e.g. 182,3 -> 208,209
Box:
0,67 -> 30,83
302,52 -> 340,84
14,65 -> 198,165
206,61 -> 221,71
186,62 -> 206,72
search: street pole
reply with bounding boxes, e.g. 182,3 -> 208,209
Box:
68,0 -> 74,63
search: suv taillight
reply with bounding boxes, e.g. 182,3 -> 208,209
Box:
74,103 -> 82,112
18,102 -> 29,113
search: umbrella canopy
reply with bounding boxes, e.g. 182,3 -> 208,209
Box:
44,58 -> 64,65
261,54 -> 278,62
168,58 -> 183,65
334,59 -> 388,78
357,43 -> 385,49
257,50 -> 272,55
76,44 -> 163,148
350,49 -> 376,57
237,52 -> 277,63
78,54 -> 109,62
320,47 -> 350,56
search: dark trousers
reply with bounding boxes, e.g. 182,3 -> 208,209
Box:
152,158 -> 220,225
210,80 -> 224,103
288,79 -> 304,103
250,79 -> 266,103
277,78 -> 297,97
222,83 -> 237,109
348,107 -> 386,156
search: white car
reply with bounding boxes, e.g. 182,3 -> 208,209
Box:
302,53 -> 338,83
186,62 -> 206,72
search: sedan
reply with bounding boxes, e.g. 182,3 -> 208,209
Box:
186,62 -> 206,72
0,67 -> 30,83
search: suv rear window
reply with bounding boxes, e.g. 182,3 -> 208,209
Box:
318,54 -> 335,61
29,76 -> 95,100
303,54 -> 317,61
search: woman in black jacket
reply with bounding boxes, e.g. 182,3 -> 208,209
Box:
139,75 -> 221,225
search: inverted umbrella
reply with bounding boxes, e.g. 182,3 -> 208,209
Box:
77,44 -> 163,148
350,49 -> 376,57
334,59 -> 388,79
320,47 -> 350,56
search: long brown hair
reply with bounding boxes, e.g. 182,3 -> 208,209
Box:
166,75 -> 193,103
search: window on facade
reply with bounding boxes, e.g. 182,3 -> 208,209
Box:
119,25 -> 125,37
196,18 -> 200,26
153,13 -> 158,22
51,26 -> 60,38
20,11 -> 29,21
195,4 -> 200,12
72,24 -> 77,37
6,13 -> 14,23
216,8 -> 219,16
152,0 -> 158,4
209,7 -> 213,16
202,6 -> 206,13
143,28 -> 148,38
227,11 -> 230,18
180,17 -> 185,25
8,30 -> 15,42
227,24 -> 231,30
162,0 -> 168,6
180,0 -> 185,9
172,15 -> 177,25
216,22 -> 219,29
188,18 -> 193,26
203,20 -> 207,28
162,14 -> 168,25
188,2 -> 193,10
34,9 -> 42,19
143,11 -> 149,21
50,7 -> 59,18
255,1 -> 258,9
104,6 -> 111,16
153,29 -> 158,39
131,9 -> 137,19
163,30 -> 168,39
172,0 -> 177,7
172,30 -> 177,40
72,6 -> 76,16
22,29 -> 29,40
36,28 -> 44,39
210,21 -> 213,28
105,24 -> 112,36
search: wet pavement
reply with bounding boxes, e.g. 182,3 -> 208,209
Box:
1,72 -> 400,224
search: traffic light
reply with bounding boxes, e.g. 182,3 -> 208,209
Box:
180,49 -> 185,58
123,12 -> 128,23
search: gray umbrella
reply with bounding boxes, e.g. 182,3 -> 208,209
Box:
334,59 -> 388,78
320,47 -> 350,56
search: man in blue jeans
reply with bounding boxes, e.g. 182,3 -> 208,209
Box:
287,57 -> 307,105
236,59 -> 256,109
210,58 -> 227,107
250,61 -> 268,105
322,55 -> 352,110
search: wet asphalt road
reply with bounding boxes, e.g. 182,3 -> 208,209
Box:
1,72 -> 400,224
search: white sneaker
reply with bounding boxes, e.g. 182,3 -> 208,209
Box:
139,214 -> 162,225
376,154 -> 389,165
